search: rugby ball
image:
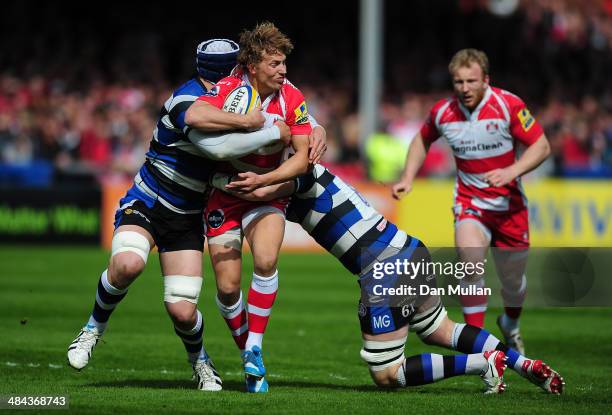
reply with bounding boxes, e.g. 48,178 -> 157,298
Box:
222,85 -> 261,114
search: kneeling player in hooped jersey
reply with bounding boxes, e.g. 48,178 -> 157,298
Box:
208,164 -> 563,394
185,22 -> 316,393
393,49 -> 551,354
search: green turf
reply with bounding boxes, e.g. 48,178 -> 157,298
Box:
0,246 -> 610,414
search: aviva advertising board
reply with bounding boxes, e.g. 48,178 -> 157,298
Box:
397,179 -> 612,247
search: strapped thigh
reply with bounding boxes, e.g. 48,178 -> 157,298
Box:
409,297 -> 447,339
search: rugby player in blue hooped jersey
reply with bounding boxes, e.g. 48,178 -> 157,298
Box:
66,38 -> 326,392
207,164 -> 564,394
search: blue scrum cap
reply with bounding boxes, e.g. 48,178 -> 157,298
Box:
196,39 -> 239,83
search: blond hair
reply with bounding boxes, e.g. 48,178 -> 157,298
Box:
448,48 -> 489,77
238,22 -> 294,66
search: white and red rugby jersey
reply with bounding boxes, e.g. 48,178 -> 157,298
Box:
197,69 -> 312,175
421,86 -> 543,212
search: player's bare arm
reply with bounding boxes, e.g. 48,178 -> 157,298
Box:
309,125 -> 327,164
276,120 -> 292,145
392,133 -> 431,200
223,179 -> 295,202
226,134 -> 310,193
185,100 -> 265,131
483,134 -> 551,187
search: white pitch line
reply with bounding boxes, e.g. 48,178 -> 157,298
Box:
4,361 -> 320,381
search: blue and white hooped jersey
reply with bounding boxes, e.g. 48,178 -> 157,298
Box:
287,164 -> 415,275
128,77 -> 216,214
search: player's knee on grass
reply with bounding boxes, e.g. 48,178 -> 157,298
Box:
369,363 -> 403,388
360,336 -> 407,388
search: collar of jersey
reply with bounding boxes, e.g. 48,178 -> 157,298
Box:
457,85 -> 491,122
241,73 -> 277,111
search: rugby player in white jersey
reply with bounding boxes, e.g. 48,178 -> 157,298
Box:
203,163 -> 563,394
392,49 -> 551,353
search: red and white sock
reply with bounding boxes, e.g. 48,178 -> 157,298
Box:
245,270 -> 278,351
459,278 -> 488,328
216,292 -> 248,352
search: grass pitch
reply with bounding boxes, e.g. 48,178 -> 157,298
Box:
1,246 -> 611,414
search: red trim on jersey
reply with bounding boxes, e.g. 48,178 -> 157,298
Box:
279,80 -> 312,136
197,76 -> 241,108
454,150 -> 516,173
493,87 -> 544,146
420,98 -> 455,143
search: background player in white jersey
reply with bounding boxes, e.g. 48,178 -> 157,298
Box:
206,164 -> 563,394
185,22 -> 317,393
66,39 -> 298,392
392,49 -> 551,353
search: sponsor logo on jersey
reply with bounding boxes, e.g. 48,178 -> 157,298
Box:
123,208 -> 150,223
217,80 -> 234,88
517,108 -> 535,132
294,101 -> 309,125
450,141 -> 504,155
207,209 -> 225,229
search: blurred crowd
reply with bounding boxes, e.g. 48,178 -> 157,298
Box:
0,75 -> 165,185
0,0 -> 610,186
